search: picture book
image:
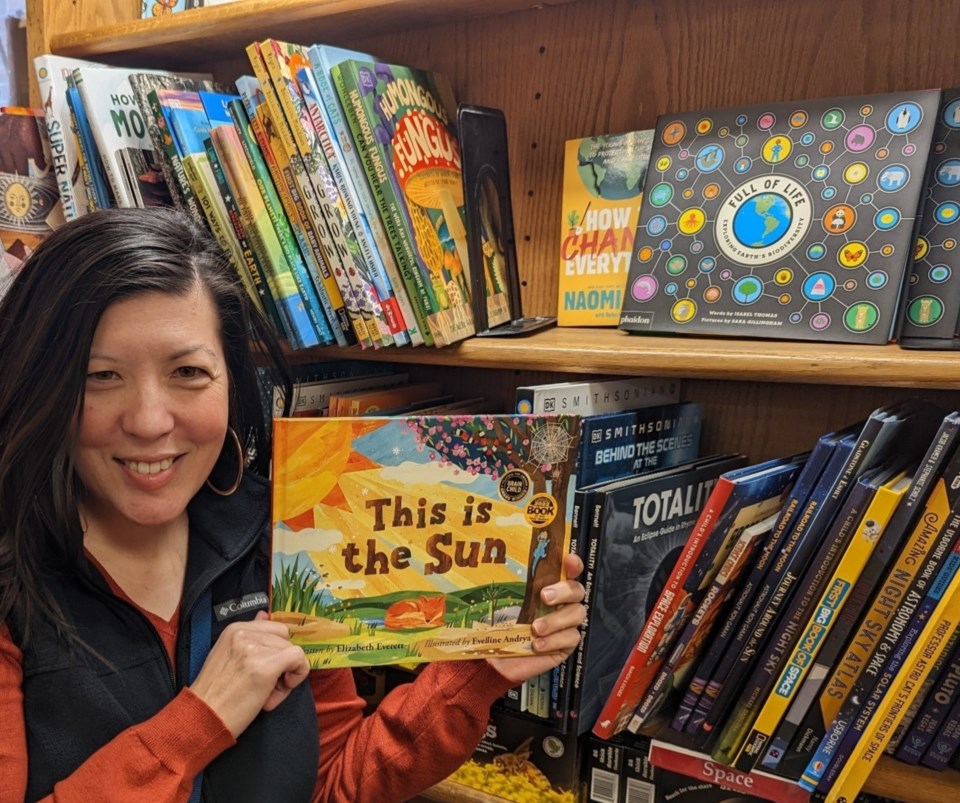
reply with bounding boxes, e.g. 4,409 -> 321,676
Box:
577,401 -> 703,486
63,73 -> 111,210
33,54 -> 104,219
331,57 -> 476,346
741,465 -> 913,772
270,415 -> 582,667
514,376 -> 678,415
71,64 -> 178,208
782,436 -> 960,781
0,107 -> 65,300
900,89 -> 960,348
276,372 -> 409,418
763,412 -> 960,779
307,43 -> 427,347
618,90 -> 942,344
818,551 -> 960,803
572,453 -> 747,734
675,424 -> 853,736
593,453 -> 806,739
558,129 -> 654,326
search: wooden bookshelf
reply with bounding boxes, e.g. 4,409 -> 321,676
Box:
25,0 -> 960,801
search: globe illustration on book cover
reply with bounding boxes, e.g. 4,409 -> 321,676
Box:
619,90 -> 942,344
734,193 -> 792,247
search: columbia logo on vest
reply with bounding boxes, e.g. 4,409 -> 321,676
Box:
215,592 -> 269,621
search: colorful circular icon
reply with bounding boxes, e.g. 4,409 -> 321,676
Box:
662,121 -> 686,146
790,110 -> 808,128
757,113 -> 776,130
696,118 -> 713,135
874,208 -> 901,231
875,147 -> 889,160
908,295 -> 945,326
843,162 -> 869,184
696,144 -> 724,173
886,101 -> 923,134
823,204 -> 856,234
936,159 -> 960,186
649,182 -> 674,207
735,134 -> 749,147
671,298 -> 697,323
821,108 -> 845,130
812,165 -> 830,181
699,256 -> 717,273
800,132 -> 816,146
678,208 -> 706,235
820,141 -> 834,155
525,493 -> 558,527
703,285 -> 722,302
734,157 -> 752,174
838,242 -> 868,268
690,240 -> 704,254
647,215 -> 668,235
682,188 -> 695,199
703,183 -> 720,200
656,155 -> 672,172
944,99 -> 960,129
802,272 -> 836,302
877,164 -> 910,192
637,245 -> 654,262
866,271 -> 888,289
667,255 -> 688,275
631,274 -> 658,302
676,168 -> 689,180
821,186 -> 837,200
778,293 -> 791,305
810,312 -> 832,331
844,301 -> 880,333
843,279 -> 858,291
762,135 -> 792,163
915,237 -> 929,261
732,275 -> 764,304
845,125 -> 876,152
935,201 -> 960,225
930,264 -> 951,283
775,268 -> 793,284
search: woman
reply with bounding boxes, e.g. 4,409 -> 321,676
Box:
0,207 -> 585,802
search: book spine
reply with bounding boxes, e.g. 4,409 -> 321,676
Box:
257,42 -> 393,348
802,515 -> 960,791
788,445 -> 960,783
767,416 -> 960,777
291,59 -> 408,345
591,476 -> 735,738
65,76 -> 111,209
224,100 -> 333,346
331,60 -> 438,346
145,88 -> 205,223
34,57 -> 88,220
717,473 -> 878,769
209,124 -> 315,350
236,81 -> 355,349
308,49 -> 425,347
204,139 -> 285,333
895,634 -> 960,763
747,474 -> 909,772
694,437 -> 862,750
920,686 -> 960,769
676,438 -> 834,735
820,558 -> 960,803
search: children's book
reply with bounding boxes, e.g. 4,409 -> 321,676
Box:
270,415 -> 582,667
33,54 -> 104,219
0,107 -> 66,301
515,376 -> 678,415
64,73 -> 112,210
593,452 -> 806,738
900,89 -> 960,348
618,90 -> 941,344
558,129 -> 654,326
71,64 -> 179,208
571,453 -> 747,734
331,57 -> 476,346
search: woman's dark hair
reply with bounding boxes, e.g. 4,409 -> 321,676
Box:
0,207 -> 291,637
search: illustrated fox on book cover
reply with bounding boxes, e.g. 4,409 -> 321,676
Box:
271,415 -> 582,667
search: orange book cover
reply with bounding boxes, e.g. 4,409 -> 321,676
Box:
270,414 -> 582,667
331,381 -> 443,417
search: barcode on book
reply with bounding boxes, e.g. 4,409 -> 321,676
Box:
625,778 -> 655,803
590,768 -> 619,803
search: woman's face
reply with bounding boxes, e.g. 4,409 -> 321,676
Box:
72,286 -> 230,534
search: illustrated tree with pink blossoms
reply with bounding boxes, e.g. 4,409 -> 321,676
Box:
405,415 -> 582,623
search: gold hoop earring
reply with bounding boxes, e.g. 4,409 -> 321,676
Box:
206,426 -> 244,497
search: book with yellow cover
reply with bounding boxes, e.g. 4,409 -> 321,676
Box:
270,414 -> 582,667
557,130 -> 654,326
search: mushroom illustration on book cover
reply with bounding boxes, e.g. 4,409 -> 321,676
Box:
270,414 -> 581,667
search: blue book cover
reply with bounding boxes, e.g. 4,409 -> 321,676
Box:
65,81 -> 111,209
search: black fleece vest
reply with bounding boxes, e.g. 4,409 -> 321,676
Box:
12,474 -> 319,802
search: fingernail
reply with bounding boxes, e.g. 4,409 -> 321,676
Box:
543,588 -> 557,604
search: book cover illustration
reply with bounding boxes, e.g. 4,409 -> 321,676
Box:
271,415 -> 582,667
333,58 -> 476,346
900,89 -> 960,347
0,108 -> 65,300
558,129 -> 654,326
618,90 -> 941,344
71,65 -> 176,208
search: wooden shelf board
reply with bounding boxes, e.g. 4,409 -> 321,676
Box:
303,327 -> 960,389
49,0 -> 578,66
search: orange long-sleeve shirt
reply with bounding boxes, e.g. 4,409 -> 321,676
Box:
0,612 -> 513,802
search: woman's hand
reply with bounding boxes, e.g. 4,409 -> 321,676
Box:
189,611 -> 309,738
486,553 -> 586,684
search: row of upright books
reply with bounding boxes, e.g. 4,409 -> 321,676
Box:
559,88 -> 960,349
574,397 -> 960,803
32,39 -> 508,349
